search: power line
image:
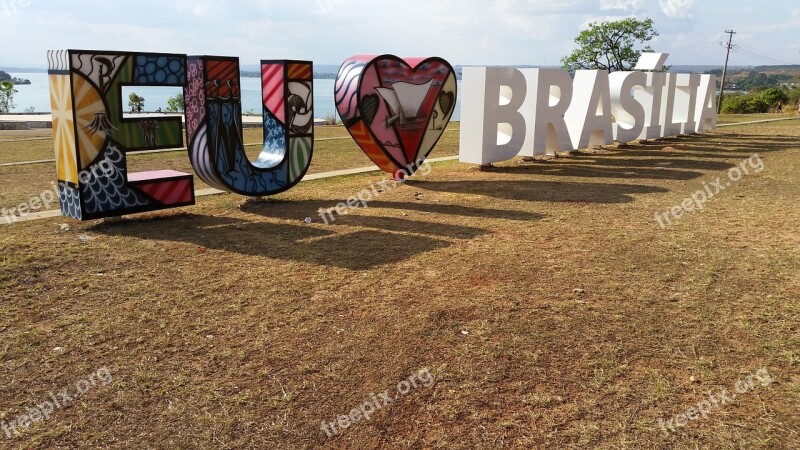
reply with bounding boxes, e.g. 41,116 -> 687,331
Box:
735,42 -> 796,65
732,51 -> 785,66
731,45 -> 793,66
718,30 -> 735,114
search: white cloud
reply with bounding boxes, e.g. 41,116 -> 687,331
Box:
494,0 -> 595,15
739,9 -> 800,34
2,0 -> 799,67
659,0 -> 697,18
599,0 -> 641,11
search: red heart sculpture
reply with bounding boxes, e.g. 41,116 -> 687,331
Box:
335,55 -> 457,178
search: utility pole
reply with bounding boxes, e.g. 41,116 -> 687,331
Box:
717,29 -> 736,114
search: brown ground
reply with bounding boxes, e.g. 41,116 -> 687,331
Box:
0,118 -> 798,448
0,125 -> 460,210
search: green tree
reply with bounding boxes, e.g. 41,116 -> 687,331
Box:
0,80 -> 17,113
165,93 -> 184,113
760,87 -> 789,108
562,18 -> 660,72
788,88 -> 800,103
128,92 -> 145,113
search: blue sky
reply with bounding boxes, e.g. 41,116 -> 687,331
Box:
0,0 -> 798,68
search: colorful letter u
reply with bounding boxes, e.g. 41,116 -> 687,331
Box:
185,57 -> 314,196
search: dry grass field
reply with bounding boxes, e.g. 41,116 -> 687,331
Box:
0,117 -> 798,448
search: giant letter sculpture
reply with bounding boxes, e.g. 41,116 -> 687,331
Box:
695,75 -> 717,132
47,50 -> 195,220
184,57 -> 314,196
565,70 -> 613,149
335,55 -> 457,179
609,71 -> 647,143
459,53 -> 719,165
674,74 -> 701,134
528,69 -> 574,156
460,67 -> 533,165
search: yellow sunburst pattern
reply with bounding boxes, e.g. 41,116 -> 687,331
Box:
72,74 -> 108,170
48,74 -> 78,184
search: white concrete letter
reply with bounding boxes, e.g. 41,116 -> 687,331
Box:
526,69 -> 573,156
660,73 -> 681,137
634,72 -> 667,140
460,67 -> 533,164
695,74 -> 717,132
609,71 -> 647,143
674,73 -> 701,134
565,70 -> 612,150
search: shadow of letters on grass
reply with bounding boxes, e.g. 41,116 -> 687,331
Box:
413,179 -> 668,204
316,158 -> 432,225
91,214 -> 484,270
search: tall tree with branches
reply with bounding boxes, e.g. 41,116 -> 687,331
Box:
0,80 -> 17,113
128,92 -> 145,113
561,18 -> 661,72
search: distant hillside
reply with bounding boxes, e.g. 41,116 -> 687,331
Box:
669,65 -> 721,73
706,65 -> 800,90
0,66 -> 47,73
0,70 -> 31,85
751,65 -> 800,73
706,65 -> 800,75
241,70 -> 337,79
241,64 -> 342,79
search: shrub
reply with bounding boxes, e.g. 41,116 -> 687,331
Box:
747,96 -> 770,113
323,113 -> 338,125
721,87 -> 791,114
721,95 -> 751,114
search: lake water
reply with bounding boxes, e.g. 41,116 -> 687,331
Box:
7,72 -> 463,121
